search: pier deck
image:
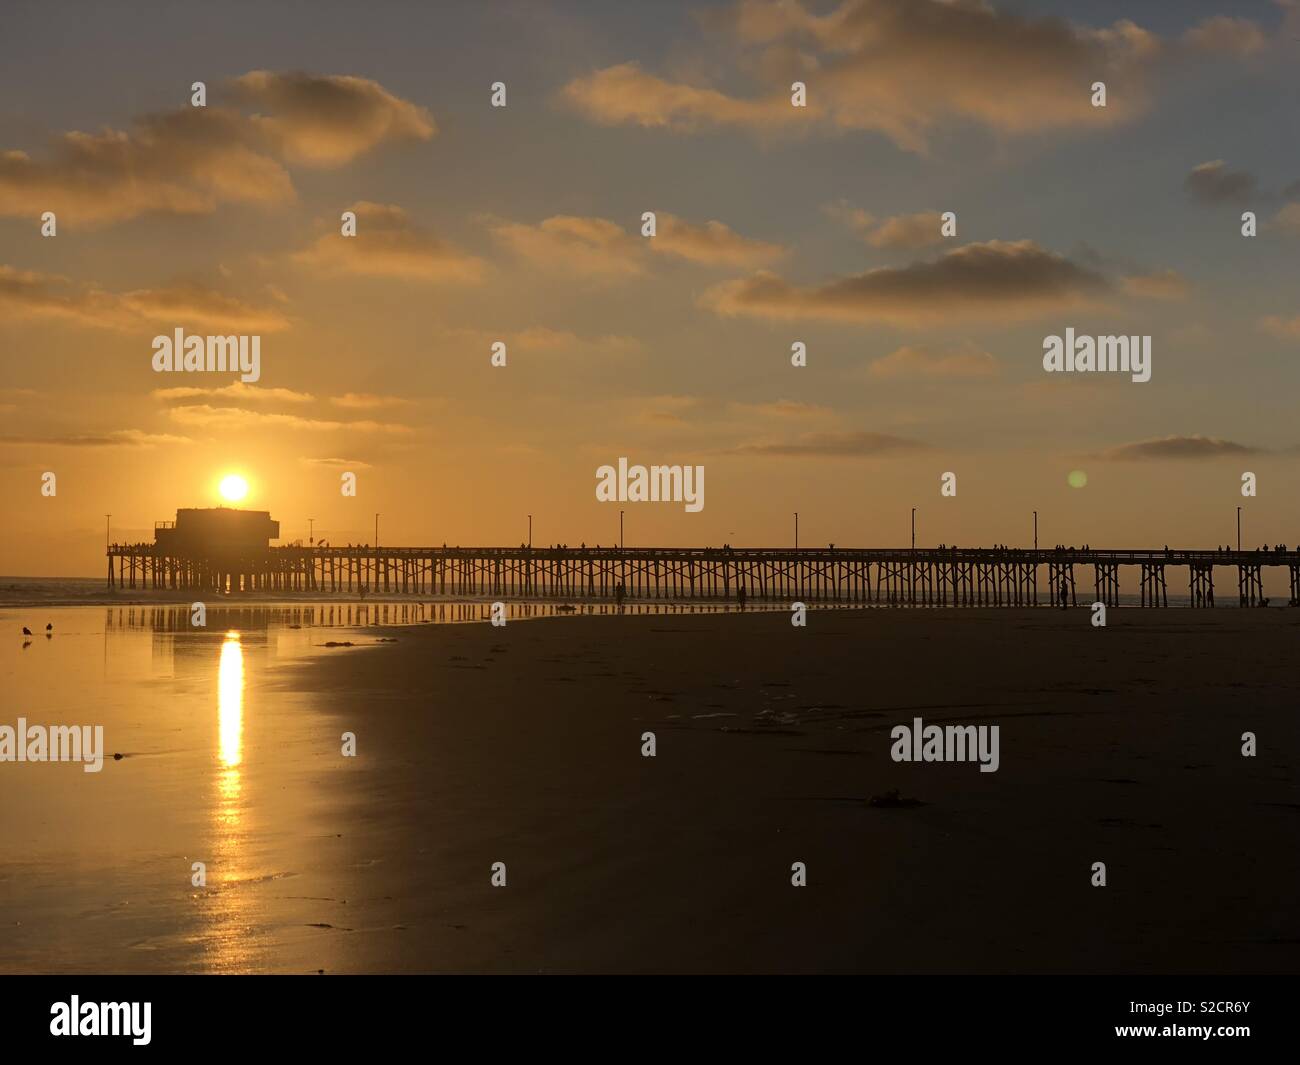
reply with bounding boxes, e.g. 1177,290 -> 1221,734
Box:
105,545 -> 1300,607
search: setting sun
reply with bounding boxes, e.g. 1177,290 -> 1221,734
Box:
218,474 -> 249,503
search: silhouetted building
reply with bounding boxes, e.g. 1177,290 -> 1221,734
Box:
153,508 -> 279,556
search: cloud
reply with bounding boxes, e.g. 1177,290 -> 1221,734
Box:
121,283 -> 292,331
825,202 -> 947,249
1181,16 -> 1266,57
294,202 -> 484,282
0,266 -> 122,328
511,327 -> 641,356
562,0 -> 1159,151
0,72 -> 433,225
1185,160 -> 1257,205
651,214 -> 784,266
701,240 -> 1108,326
1120,269 -> 1189,300
302,456 -> 374,468
1272,202 -> 1300,234
229,71 -> 435,166
441,325 -> 642,362
1101,435 -> 1258,460
729,399 -> 836,420
865,211 -> 947,250
329,392 -> 411,410
868,343 -> 998,379
633,394 -> 704,426
732,429 -> 928,457
1259,314 -> 1300,340
0,266 -> 291,331
559,62 -> 796,133
822,200 -> 875,234
166,404 -> 412,434
490,215 -> 644,278
0,429 -> 191,448
489,213 -> 778,276
0,108 -> 294,225
151,382 -> 313,404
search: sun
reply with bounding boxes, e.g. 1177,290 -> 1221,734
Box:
218,474 -> 250,503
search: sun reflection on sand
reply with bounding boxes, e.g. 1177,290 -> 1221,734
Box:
218,631 -> 244,771
209,631 -> 250,969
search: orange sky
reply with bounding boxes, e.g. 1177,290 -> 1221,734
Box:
3,1 -> 1300,575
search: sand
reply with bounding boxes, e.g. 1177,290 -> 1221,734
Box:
270,606 -> 1300,973
3,604 -> 1297,974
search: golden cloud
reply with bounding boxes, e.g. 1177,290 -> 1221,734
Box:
151,383 -> 314,404
0,266 -> 290,331
1101,435 -> 1258,460
651,214 -> 785,266
1181,16 -> 1266,57
701,240 -> 1109,326
0,72 -> 433,225
166,404 -> 412,434
1120,269 -> 1189,300
868,343 -> 999,379
295,202 -> 484,282
230,71 -> 435,166
562,0 -> 1159,151
490,215 -> 645,278
733,430 -> 928,457
560,62 -> 797,133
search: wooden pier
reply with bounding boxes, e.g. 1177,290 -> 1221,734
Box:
105,544 -> 1300,607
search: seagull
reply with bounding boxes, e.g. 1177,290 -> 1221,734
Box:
45,623 -> 52,633
21,627 -> 32,635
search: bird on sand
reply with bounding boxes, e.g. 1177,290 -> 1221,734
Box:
46,623 -> 52,633
22,627 -> 32,635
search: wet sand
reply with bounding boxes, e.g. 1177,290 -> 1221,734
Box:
2,606 -> 1298,973
278,607 -> 1300,973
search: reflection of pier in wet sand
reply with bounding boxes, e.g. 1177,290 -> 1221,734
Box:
107,543 -> 1300,608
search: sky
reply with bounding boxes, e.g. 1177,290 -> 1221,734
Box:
2,0 -> 1299,575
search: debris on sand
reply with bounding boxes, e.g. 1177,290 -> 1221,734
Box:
869,788 -> 925,809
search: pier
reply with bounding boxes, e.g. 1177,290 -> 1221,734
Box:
105,542 -> 1300,607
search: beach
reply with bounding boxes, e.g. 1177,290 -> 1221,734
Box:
1,603 -> 1297,973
